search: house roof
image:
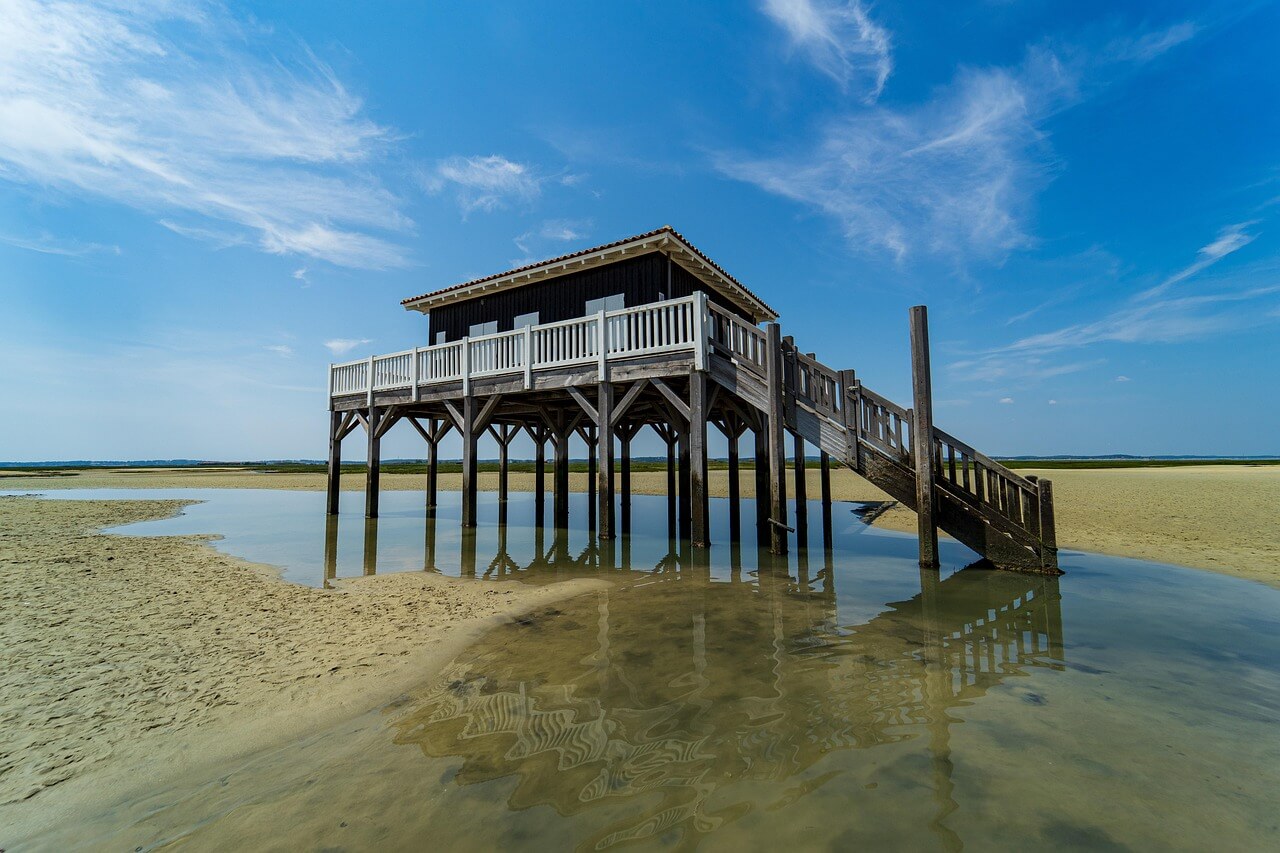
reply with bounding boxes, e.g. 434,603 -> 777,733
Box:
400,225 -> 778,322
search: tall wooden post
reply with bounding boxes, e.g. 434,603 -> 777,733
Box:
425,418 -> 442,516
793,432 -> 808,548
362,518 -> 378,576
689,372 -> 710,547
327,410 -> 342,515
460,396 -> 477,528
765,323 -> 788,555
754,424 -> 770,547
597,383 -> 615,539
365,407 -> 381,519
665,432 -> 677,536
910,305 -> 939,568
677,425 -> 691,541
1037,478 -> 1058,571
820,450 -> 833,550
554,424 -> 570,529
727,424 -> 741,543
586,426 -> 597,531
534,427 -> 546,527
620,426 -> 633,535
492,424 -> 506,503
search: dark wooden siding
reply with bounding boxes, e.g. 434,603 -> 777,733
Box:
426,251 -> 754,342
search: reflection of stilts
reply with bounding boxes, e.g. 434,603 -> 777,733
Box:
460,527 -> 477,578
323,515 -> 339,588
362,518 -> 378,576
423,512 -> 439,574
919,567 -> 963,852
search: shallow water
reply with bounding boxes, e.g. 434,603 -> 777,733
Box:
9,488 -> 1280,850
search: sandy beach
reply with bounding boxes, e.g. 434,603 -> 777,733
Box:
0,496 -> 604,840
5,463 -> 1278,586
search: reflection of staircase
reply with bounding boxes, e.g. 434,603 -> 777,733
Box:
706,304 -> 1059,574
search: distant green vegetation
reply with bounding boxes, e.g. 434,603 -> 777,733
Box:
995,458 -> 1280,470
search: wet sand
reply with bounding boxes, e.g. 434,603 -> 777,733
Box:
0,496 -> 604,838
5,464 -> 1278,586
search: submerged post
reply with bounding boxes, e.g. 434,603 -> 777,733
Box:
793,432 -> 808,548
754,424 -> 770,547
426,420 -> 440,515
365,407 -> 381,519
727,423 -> 741,543
909,305 -> 939,568
1038,478 -> 1058,571
327,410 -> 342,516
460,397 -> 477,528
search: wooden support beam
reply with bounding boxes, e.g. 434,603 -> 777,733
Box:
365,407 -> 381,519
497,423 -> 511,504
327,409 -> 342,516
665,429 -> 678,538
597,382 -> 615,539
460,396 -> 478,528
611,379 -> 647,426
765,323 -> 789,554
1037,478 -> 1058,570
649,377 -> 691,422
533,425 -> 546,526
338,411 -> 361,441
793,431 -> 808,548
677,423 -> 691,541
585,425 -> 597,530
566,385 -> 598,422
406,415 -> 431,444
619,423 -> 634,535
910,305 -> 939,568
374,407 -> 400,440
689,372 -> 710,547
473,393 -> 504,435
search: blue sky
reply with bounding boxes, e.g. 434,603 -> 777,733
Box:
1,0 -> 1277,462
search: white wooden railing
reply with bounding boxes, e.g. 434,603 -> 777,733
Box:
330,293 -> 718,402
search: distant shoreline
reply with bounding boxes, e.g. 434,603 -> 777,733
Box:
4,456 -> 1280,474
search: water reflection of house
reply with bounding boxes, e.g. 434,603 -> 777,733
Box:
380,525 -> 1065,850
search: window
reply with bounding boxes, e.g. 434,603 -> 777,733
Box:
513,311 -> 539,329
585,293 -> 625,314
435,331 -> 446,345
468,321 -> 498,337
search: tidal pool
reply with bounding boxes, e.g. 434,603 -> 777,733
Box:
10,488 -> 1280,850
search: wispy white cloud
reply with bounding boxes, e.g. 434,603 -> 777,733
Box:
760,0 -> 892,100
719,21 -> 1197,263
422,155 -> 542,215
1106,22 -> 1198,63
324,338 -> 372,356
292,267 -> 309,284
1138,222 -> 1257,299
0,0 -> 411,269
1115,375 -> 1131,382
513,219 -> 591,258
265,344 -> 294,357
0,230 -> 120,256
999,397 -> 1014,404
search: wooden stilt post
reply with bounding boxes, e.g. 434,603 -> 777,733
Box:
554,420 -> 570,529
586,426 -> 597,531
1037,478 -> 1058,571
597,382 -> 615,539
766,323 -> 788,555
689,372 -> 710,547
793,431 -> 808,548
820,449 -> 833,550
534,426 -> 546,527
426,419 -> 440,515
362,518 -> 378,575
677,423 -> 691,541
620,426 -> 633,535
727,421 -> 741,543
327,409 -> 342,515
497,424 -> 510,504
665,431 -> 677,537
754,422 -> 771,547
460,396 -> 477,528
365,407 -> 381,519
909,305 -> 939,568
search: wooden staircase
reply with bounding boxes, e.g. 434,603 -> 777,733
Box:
705,303 -> 1060,574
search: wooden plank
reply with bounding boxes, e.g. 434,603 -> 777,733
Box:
473,393 -> 504,435
909,305 -> 939,569
610,379 -> 647,426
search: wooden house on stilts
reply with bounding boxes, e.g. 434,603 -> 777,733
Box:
326,225 -> 1059,573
